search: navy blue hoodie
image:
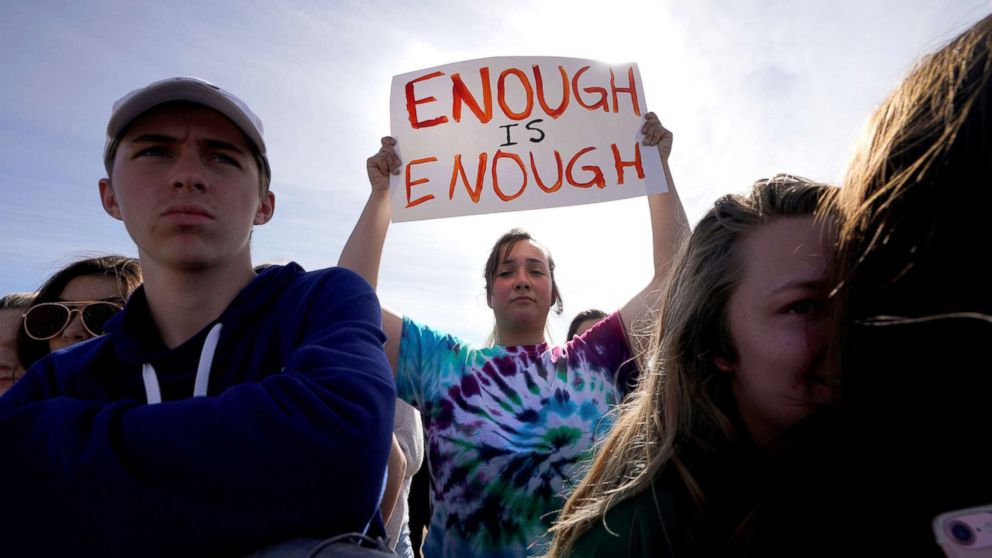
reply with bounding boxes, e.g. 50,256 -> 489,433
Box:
0,263 -> 396,557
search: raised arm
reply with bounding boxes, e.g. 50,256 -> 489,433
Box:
338,136 -> 404,372
619,113 -> 690,355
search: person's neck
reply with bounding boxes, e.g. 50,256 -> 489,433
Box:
140,255 -> 256,349
496,325 -> 546,346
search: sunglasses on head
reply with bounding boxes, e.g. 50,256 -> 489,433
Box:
22,301 -> 124,341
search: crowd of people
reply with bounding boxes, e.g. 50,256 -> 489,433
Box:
2,13 -> 990,558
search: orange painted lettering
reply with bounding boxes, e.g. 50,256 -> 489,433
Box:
566,147 -> 606,188
405,71 -> 449,129
497,68 -> 535,121
452,68 -> 493,124
530,151 -> 563,193
610,67 -> 641,115
492,150 -> 528,201
449,153 -> 488,203
533,65 -> 570,119
571,66 -> 608,112
611,142 -> 644,184
405,157 -> 437,208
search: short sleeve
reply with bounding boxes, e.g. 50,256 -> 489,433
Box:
396,316 -> 470,409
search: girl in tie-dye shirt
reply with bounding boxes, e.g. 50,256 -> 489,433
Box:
339,113 -> 688,557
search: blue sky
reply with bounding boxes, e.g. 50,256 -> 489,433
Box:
1,0 -> 987,344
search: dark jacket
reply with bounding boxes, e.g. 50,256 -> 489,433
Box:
0,263 -> 396,557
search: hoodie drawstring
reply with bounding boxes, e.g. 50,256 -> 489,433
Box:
141,323 -> 223,405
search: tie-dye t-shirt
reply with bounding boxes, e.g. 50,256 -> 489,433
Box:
396,312 -> 636,558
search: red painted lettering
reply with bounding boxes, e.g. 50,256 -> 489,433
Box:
452,68 -> 493,124
497,68 -> 535,121
405,157 -> 437,208
492,150 -> 528,201
533,65 -> 570,119
611,142 -> 644,184
405,71 -> 449,129
610,67 -> 641,115
566,147 -> 606,188
449,153 -> 488,203
571,66 -> 608,112
530,151 -> 563,193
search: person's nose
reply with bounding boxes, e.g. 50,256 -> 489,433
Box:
170,148 -> 208,192
513,269 -> 531,290
60,309 -> 92,343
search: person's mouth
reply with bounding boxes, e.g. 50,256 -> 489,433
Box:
162,204 -> 215,223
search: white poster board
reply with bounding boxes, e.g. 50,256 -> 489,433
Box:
388,56 -> 667,222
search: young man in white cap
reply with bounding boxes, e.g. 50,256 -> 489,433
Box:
0,77 -> 396,557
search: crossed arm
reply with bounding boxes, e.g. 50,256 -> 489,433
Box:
0,270 -> 396,556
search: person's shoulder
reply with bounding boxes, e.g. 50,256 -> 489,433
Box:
47,334 -> 115,370
282,264 -> 374,294
571,471 -> 683,558
20,335 -> 118,397
569,311 -> 623,344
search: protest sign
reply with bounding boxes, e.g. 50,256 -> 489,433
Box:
388,56 -> 668,222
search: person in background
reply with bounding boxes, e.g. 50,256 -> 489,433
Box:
547,176 -> 836,557
0,292 -> 33,395
745,15 -> 992,557
339,112 -> 689,557
566,309 -> 608,341
386,401 -> 425,557
17,255 -> 141,370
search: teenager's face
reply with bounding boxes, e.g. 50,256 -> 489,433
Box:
0,308 -> 25,395
99,104 -> 274,272
720,216 -> 833,446
48,274 -> 124,353
489,240 -> 554,341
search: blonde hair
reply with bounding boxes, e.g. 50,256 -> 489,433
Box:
547,176 -> 834,556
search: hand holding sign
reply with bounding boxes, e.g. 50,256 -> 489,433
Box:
367,136 -> 401,195
388,56 -> 669,222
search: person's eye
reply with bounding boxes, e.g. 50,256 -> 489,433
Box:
787,299 -> 820,315
530,269 -> 546,276
137,147 -> 169,157
497,270 -> 513,278
214,153 -> 242,167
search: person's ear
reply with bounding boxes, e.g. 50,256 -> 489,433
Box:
254,191 -> 275,225
99,178 -> 123,221
714,356 -> 735,373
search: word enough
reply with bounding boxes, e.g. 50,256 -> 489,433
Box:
404,64 -> 643,129
404,142 -> 646,208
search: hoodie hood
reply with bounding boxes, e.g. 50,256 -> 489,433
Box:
106,263 -> 304,365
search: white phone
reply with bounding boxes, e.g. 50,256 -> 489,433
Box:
934,505 -> 992,558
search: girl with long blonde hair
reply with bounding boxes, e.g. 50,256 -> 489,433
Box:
548,176 -> 836,557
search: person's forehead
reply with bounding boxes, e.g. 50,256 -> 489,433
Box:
502,240 -> 549,263
0,308 -> 21,337
59,274 -> 121,300
739,217 -> 826,290
120,102 -> 250,147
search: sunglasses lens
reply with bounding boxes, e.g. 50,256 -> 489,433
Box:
24,304 -> 71,340
81,302 -> 121,336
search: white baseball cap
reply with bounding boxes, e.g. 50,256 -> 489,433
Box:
103,77 -> 269,177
